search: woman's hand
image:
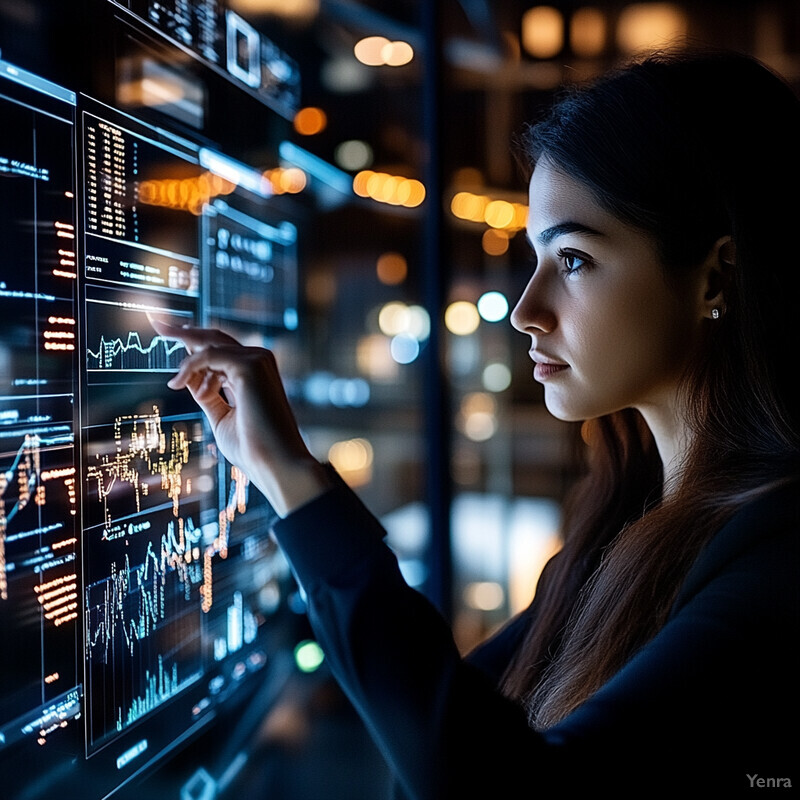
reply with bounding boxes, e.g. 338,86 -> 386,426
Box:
149,317 -> 332,517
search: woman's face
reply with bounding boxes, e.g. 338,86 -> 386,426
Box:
511,159 -> 708,423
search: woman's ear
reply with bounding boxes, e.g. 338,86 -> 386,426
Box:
701,235 -> 735,319
718,236 -> 736,268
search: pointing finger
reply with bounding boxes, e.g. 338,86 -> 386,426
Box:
148,315 -> 241,351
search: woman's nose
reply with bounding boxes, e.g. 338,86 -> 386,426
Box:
510,274 -> 557,334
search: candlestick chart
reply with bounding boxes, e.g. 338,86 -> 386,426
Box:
83,404 -> 213,747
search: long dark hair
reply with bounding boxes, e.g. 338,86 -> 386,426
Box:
500,48 -> 800,727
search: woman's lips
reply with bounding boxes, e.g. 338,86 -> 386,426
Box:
533,361 -> 569,381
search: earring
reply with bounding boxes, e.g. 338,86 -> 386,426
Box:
711,307 -> 721,319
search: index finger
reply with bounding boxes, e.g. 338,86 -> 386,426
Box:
147,315 -> 241,351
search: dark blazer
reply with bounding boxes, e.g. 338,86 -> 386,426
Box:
272,476 -> 799,798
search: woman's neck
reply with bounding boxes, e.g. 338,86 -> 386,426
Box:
637,403 -> 692,497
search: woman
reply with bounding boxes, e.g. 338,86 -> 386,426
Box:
151,48 -> 799,796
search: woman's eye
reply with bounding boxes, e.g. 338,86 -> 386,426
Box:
558,249 -> 590,276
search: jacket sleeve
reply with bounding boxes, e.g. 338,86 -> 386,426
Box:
271,474 -> 799,798
271,477 -> 551,799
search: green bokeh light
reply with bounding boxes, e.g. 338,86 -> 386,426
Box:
294,639 -> 325,673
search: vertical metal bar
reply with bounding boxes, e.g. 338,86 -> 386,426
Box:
420,0 -> 453,621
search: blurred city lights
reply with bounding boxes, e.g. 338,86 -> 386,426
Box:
376,251 -> 408,285
381,40 -> 414,66
463,581 -> 505,611
482,362 -> 512,392
405,305 -> 431,340
354,36 -> 414,66
354,35 -> 391,66
451,191 -> 489,221
482,228 -> 509,256
463,412 -> 497,442
445,301 -> 480,335
138,170 -> 236,215
329,377 -> 370,407
390,333 -> 420,364
397,559 -> 427,587
293,106 -> 327,135
303,371 -> 370,407
353,170 -> 425,207
378,301 -> 410,336
320,56 -> 372,92
304,270 -> 337,307
521,6 -> 564,58
294,639 -> 325,673
452,166 -> 484,186
477,291 -> 509,322
458,392 -> 498,442
229,0 -> 319,21
328,438 -> 373,471
335,139 -> 374,171
484,199 -> 516,229
449,334 -> 481,376
356,334 -> 398,380
570,6 -> 607,57
507,499 -> 562,613
616,3 -> 689,53
328,438 -> 374,486
303,371 -> 336,405
263,166 -> 307,194
450,190 -> 527,231
378,301 -> 429,341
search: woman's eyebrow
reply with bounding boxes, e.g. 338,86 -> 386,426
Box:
529,221 -> 604,246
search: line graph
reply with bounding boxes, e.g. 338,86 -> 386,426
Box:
86,515 -> 205,661
84,295 -> 191,377
87,330 -> 186,371
85,461 -> 252,666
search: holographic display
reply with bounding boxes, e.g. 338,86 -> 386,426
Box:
0,15 -> 300,792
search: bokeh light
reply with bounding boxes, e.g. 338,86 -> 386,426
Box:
477,291 -> 509,322
354,36 -> 391,66
381,40 -> 414,66
570,6 -> 607,57
482,228 -> 509,256
293,106 -> 327,135
328,437 -> 374,486
445,301 -> 480,335
391,333 -> 420,364
294,639 -> 325,672
458,391 -> 498,442
463,581 -> 505,611
378,301 -> 410,336
521,6 -> 564,58
616,3 -> 689,54
376,251 -> 407,285
482,362 -> 512,392
335,139 -> 373,171
354,36 -> 414,66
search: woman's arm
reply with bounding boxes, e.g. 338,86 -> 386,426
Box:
150,321 -> 548,796
273,477 -> 799,797
149,318 -> 333,516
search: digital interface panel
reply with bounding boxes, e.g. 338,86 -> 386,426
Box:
0,59 -> 82,757
203,198 -> 298,331
0,22 -> 301,794
115,0 -> 301,119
